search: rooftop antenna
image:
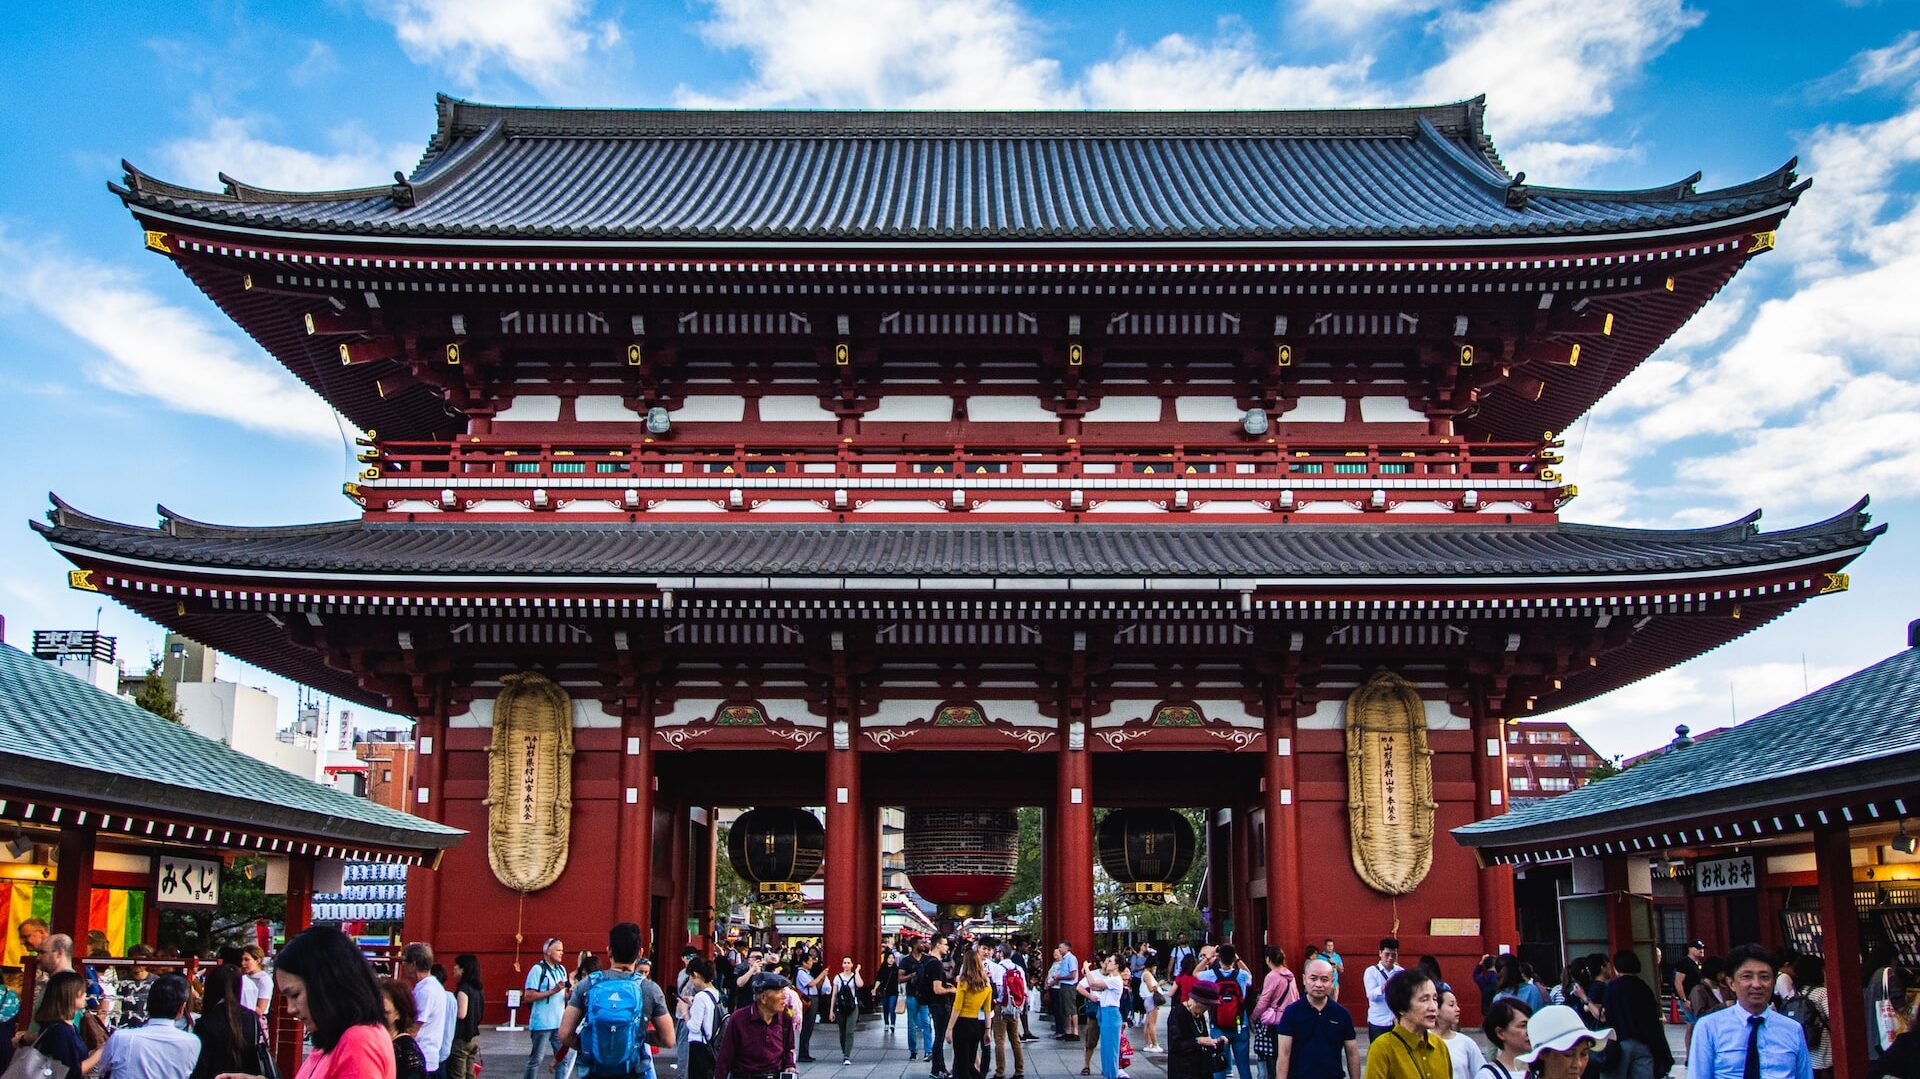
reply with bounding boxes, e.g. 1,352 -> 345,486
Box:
1802,653 -> 1810,694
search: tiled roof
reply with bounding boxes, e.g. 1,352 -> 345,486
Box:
1454,642 -> 1920,851
114,94 -> 1804,243
0,642 -> 462,853
37,497 -> 1877,581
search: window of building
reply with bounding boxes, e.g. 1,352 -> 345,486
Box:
1511,776 -> 1532,790
383,768 -> 392,782
1540,777 -> 1572,792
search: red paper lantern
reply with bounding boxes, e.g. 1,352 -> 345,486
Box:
904,808 -> 1018,916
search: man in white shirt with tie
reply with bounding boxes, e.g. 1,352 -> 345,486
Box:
1690,944 -> 1811,1079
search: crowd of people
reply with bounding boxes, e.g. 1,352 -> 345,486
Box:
7,917 -> 1915,1079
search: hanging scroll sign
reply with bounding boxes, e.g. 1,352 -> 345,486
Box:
1345,670 -> 1437,895
485,672 -> 575,893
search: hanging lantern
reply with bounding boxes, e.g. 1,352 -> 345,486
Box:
726,808 -> 824,906
903,809 -> 1018,919
1097,808 -> 1197,904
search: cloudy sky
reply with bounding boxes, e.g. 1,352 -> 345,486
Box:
2,1 -> 1917,756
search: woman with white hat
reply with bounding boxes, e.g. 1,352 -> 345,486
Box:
1516,1005 -> 1613,1079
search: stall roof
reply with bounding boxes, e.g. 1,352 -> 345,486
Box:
0,641 -> 462,860
1453,632 -> 1920,864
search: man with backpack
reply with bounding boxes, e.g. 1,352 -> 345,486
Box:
526,939 -> 574,1079
1198,944 -> 1254,1079
559,923 -> 676,1079
989,944 -> 1027,1079
821,956 -> 863,1066
922,937 -> 957,1079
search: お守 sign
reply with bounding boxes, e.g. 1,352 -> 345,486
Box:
1692,854 -> 1757,894
154,855 -> 222,908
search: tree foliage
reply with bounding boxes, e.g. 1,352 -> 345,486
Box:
133,660 -> 182,723
713,827 -> 772,933
157,857 -> 285,955
1586,758 -> 1624,783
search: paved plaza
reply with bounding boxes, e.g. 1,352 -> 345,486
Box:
471,1004 -> 1694,1079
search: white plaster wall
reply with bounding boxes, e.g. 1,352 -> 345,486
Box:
575,395 -> 637,421
670,396 -> 748,422
1174,396 -> 1247,422
1359,396 -> 1425,423
1282,397 -> 1347,422
967,397 -> 1057,422
1083,397 -> 1162,423
758,396 -> 839,421
494,395 -> 562,422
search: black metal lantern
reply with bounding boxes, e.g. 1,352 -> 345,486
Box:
1097,808 -> 1196,904
726,807 -> 825,905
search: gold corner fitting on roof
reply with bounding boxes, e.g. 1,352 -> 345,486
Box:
1749,231 -> 1777,254
1820,572 -> 1850,594
143,230 -> 172,254
67,569 -> 99,592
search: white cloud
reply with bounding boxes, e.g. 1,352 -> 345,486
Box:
0,229 -> 341,444
1418,0 -> 1701,142
678,0 -> 1070,108
1293,0 -> 1447,35
369,0 -> 621,96
1845,29 -> 1920,94
1560,660 -> 1853,759
158,116 -> 416,192
1079,28 -> 1379,109
1501,139 -> 1634,184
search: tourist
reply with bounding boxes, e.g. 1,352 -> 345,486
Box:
877,948 -> 900,1032
557,922 -> 675,1079
1434,988 -> 1485,1079
1690,945 -> 1811,1079
570,949 -> 604,1079
1866,946 -> 1907,1062
1361,970 -> 1447,1079
1787,956 -> 1830,1079
1599,951 -> 1671,1079
675,951 -> 701,1075
990,943 -> 1028,1079
925,937 -> 957,1079
1051,943 -> 1082,1039
946,948 -> 994,1079
1490,957 -> 1545,1015
714,972 -> 796,1079
273,924 -> 397,1079
1688,960 -> 1731,1023
403,943 -> 454,1079
1137,958 -> 1166,1055
905,940 -> 934,1063
681,960 -> 719,1079
24,971 -> 90,1076
730,950 -> 765,1014
525,938 -> 572,1079
1094,953 -> 1132,1079
1019,944 -> 1041,1042
192,965 -> 263,1079
1417,959 -> 1449,997
1200,944 -> 1253,1079
1774,954 -> 1798,1005
1275,959 -> 1360,1079
1076,958 -> 1102,1077
1871,996 -> 1920,1079
382,978 -> 430,1079
1516,1005 -> 1611,1079
1175,955 -> 1202,1009
16,919 -> 48,964
119,945 -> 161,1030
1319,942 -> 1342,999
1673,942 -> 1705,1022
93,973 -> 195,1079
447,955 -> 483,1079
1474,958 -> 1499,1015
794,957 -> 819,1064
1169,937 -> 1197,983
1479,998 -> 1532,1079
1363,939 -> 1403,1043
1170,982 -> 1223,1079
1550,959 -> 1587,1010
239,947 -> 274,1020
1254,947 -> 1301,1079
824,956 -> 863,1066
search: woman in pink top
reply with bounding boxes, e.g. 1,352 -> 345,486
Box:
222,926 -> 395,1079
1253,947 -> 1302,1079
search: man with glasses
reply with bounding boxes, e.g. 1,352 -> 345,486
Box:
526,938 -> 573,1079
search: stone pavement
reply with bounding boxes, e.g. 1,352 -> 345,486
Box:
473,1003 -> 1694,1079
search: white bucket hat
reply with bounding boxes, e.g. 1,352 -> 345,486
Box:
1516,1005 -> 1614,1067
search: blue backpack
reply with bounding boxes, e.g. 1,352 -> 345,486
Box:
579,972 -> 649,1077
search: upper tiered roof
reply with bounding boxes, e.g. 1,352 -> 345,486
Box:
116,95 -> 1803,246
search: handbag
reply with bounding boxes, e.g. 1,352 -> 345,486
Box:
256,1014 -> 283,1079
1,1044 -> 71,1079
1251,1022 -> 1277,1061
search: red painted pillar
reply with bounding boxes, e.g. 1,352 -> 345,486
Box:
51,826 -> 96,943
1206,811 -> 1230,941
824,743 -> 862,965
1602,858 -> 1637,955
1814,825 -> 1868,1079
692,807 -> 717,952
1232,805 -> 1254,947
1040,806 -> 1058,950
272,857 -> 315,1079
1471,709 -> 1518,956
1054,743 -> 1094,958
617,688 -> 656,954
857,802 -> 882,974
1264,699 -> 1302,957
664,799 -> 692,963
403,693 -> 449,947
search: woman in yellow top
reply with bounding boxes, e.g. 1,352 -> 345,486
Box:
946,948 -> 995,1079
1362,969 -> 1450,1079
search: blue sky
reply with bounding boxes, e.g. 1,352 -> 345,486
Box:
2,1 -> 1918,756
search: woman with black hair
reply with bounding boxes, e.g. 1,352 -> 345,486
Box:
1480,997 -> 1532,1079
270,924 -> 394,1079
1360,970 -> 1448,1079
447,955 -> 484,1079
193,963 -> 264,1079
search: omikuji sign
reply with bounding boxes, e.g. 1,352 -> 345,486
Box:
154,854 -> 221,908
1692,854 -> 1758,894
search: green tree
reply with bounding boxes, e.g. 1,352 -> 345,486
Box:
158,857 -> 285,954
713,827 -> 772,936
1586,758 -> 1624,783
133,660 -> 182,723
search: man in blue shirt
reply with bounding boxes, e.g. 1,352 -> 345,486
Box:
525,937 -> 573,1079
1690,944 -> 1811,1079
1276,960 -> 1361,1079
1319,941 -> 1343,998
1050,943 -> 1081,1039
95,975 -> 198,1079
1197,944 -> 1254,1079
